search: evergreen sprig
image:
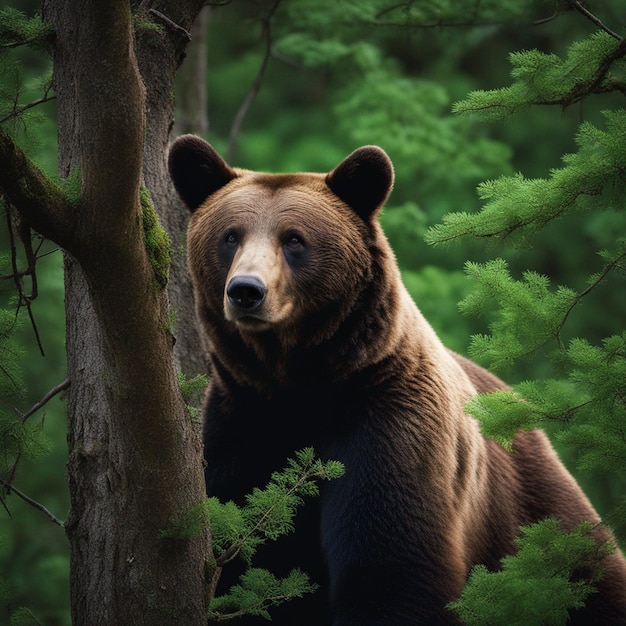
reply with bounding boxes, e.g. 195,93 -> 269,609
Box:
426,110 -> 626,248
207,448 -> 343,620
159,449 -> 343,621
0,9 -> 53,53
449,518 -> 613,626
208,567 -> 317,622
458,259 -> 590,366
211,448 -> 344,566
452,31 -> 626,121
176,371 -> 208,422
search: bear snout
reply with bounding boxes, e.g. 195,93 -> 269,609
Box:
226,275 -> 267,311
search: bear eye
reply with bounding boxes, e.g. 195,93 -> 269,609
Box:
284,232 -> 305,250
282,231 -> 308,269
224,230 -> 239,247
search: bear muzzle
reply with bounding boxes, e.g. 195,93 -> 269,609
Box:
223,274 -> 296,331
227,275 -> 266,312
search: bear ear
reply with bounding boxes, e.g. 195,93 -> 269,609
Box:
325,146 -> 394,221
168,135 -> 237,212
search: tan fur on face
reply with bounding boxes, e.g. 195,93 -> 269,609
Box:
224,231 -> 294,329
188,176 -> 373,347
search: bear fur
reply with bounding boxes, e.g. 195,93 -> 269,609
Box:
168,135 -> 626,625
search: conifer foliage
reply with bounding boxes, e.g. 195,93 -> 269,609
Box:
159,448 -> 344,622
448,518 -> 613,626
427,6 -> 626,622
207,449 -> 344,621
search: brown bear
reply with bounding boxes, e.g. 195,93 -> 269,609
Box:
168,135 -> 626,625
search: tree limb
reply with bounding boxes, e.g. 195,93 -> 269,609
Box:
0,477 -> 65,527
19,378 -> 71,422
567,0 -> 623,41
227,0 -> 283,162
0,127 -> 73,251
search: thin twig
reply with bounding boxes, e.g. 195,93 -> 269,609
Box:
19,378 -> 71,423
149,9 -> 192,40
567,0 -> 623,41
6,378 -> 71,488
5,205 -> 45,356
0,36 -> 42,49
0,93 -> 57,125
0,245 -> 59,281
227,0 -> 283,162
0,478 -> 65,527
557,250 -> 626,343
533,10 -> 559,26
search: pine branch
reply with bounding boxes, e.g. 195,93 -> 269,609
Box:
0,92 -> 56,125
209,568 -> 317,622
209,592 -> 298,622
5,378 -> 71,491
215,452 -> 322,567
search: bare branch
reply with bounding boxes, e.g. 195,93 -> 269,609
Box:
5,203 -> 45,356
1,37 -> 41,49
149,8 -> 192,40
0,477 -> 65,527
227,0 -> 283,162
19,378 -> 71,422
566,0 -> 623,41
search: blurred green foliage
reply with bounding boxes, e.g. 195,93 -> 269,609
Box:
1,0 -> 625,622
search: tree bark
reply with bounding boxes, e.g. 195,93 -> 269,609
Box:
135,1 -> 210,379
33,1 -> 210,623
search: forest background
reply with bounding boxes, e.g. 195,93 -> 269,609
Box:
1,0 -> 625,623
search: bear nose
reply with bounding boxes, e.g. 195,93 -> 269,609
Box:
227,276 -> 266,311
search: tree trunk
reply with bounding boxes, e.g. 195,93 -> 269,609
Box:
135,1 -> 210,379
43,1 -> 210,623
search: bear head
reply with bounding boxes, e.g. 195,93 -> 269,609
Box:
168,136 -> 400,389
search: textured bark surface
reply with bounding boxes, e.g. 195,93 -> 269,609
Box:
135,3 -> 210,378
38,1 -> 211,624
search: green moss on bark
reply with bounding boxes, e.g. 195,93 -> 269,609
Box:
140,186 -> 171,290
